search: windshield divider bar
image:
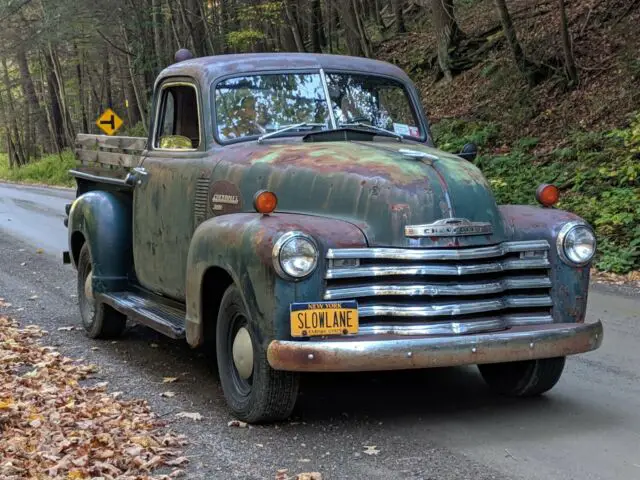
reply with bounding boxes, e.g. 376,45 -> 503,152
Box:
320,68 -> 337,130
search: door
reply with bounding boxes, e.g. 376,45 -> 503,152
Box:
132,79 -> 210,300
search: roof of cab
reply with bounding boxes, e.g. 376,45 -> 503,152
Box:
156,52 -> 412,87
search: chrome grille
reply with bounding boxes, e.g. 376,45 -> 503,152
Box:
325,240 -> 552,336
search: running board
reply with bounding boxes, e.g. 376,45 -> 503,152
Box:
99,292 -> 186,339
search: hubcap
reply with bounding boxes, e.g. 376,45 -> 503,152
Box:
84,271 -> 94,301
232,327 -> 254,380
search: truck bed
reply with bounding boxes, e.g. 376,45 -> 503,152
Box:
72,133 -> 146,196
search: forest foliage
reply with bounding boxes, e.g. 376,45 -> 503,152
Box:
0,0 -> 638,272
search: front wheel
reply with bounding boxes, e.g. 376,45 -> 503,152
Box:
478,357 -> 566,397
77,244 -> 126,339
216,285 -> 299,423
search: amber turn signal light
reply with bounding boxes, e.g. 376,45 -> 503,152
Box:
254,190 -> 277,214
535,184 -> 560,207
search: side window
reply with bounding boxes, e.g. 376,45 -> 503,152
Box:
155,84 -> 200,150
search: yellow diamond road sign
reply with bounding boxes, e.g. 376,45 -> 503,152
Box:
96,108 -> 123,136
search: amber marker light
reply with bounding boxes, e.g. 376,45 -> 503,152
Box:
254,190 -> 278,214
536,183 -> 560,207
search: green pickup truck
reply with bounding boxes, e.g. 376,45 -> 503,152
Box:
64,51 -> 603,423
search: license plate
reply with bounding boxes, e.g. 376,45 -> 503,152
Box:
290,301 -> 359,337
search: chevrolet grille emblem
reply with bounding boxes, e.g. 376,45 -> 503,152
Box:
405,218 -> 493,237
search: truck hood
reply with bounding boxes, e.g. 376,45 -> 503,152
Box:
214,140 -> 507,248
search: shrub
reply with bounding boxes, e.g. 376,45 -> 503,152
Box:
432,113 -> 640,273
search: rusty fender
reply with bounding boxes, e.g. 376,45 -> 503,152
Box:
500,205 -> 593,324
267,321 -> 603,372
67,190 -> 133,294
184,212 -> 367,347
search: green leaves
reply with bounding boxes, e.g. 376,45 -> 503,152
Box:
432,113 -> 640,274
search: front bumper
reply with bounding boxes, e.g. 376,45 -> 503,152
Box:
267,321 -> 603,372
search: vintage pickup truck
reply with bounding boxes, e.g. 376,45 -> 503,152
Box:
63,51 -> 603,423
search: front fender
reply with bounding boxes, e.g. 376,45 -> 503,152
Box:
185,213 -> 367,347
68,190 -> 132,293
500,205 -> 593,323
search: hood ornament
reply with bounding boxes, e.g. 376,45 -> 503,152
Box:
398,148 -> 439,161
405,218 -> 492,237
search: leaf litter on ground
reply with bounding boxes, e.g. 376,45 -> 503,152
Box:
0,315 -> 189,479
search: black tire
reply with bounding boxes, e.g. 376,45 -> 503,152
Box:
216,285 -> 299,424
77,244 -> 126,339
478,357 -> 566,397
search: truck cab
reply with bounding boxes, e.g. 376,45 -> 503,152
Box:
64,52 -> 603,423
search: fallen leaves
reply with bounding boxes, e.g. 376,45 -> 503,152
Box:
591,267 -> 640,287
162,376 -> 179,384
227,419 -> 248,428
275,469 -> 322,480
363,445 -> 381,456
175,411 -> 202,421
0,315 -> 189,479
0,298 -> 10,307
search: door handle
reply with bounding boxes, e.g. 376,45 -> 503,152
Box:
125,166 -> 149,186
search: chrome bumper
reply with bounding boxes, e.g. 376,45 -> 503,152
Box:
267,321 -> 603,372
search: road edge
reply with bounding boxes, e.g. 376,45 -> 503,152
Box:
0,179 -> 75,191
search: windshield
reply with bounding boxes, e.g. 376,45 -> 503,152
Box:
214,74 -> 330,141
325,73 -> 421,139
213,71 -> 423,142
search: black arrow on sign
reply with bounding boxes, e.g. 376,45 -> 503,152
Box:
100,115 -> 115,130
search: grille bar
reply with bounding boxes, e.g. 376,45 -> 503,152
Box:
324,240 -> 553,336
358,313 -> 553,336
326,257 -> 550,279
324,275 -> 551,300
358,294 -> 552,318
327,240 -> 549,261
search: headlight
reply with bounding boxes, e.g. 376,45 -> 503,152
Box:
557,222 -> 596,266
273,232 -> 319,279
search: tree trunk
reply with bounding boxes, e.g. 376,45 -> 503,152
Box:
122,26 -> 147,130
431,0 -> 464,82
15,47 -> 52,153
558,0 -> 578,86
353,0 -> 372,56
179,0 -> 207,56
152,0 -> 164,70
103,47 -> 113,108
284,0 -> 307,52
74,43 -> 89,134
43,52 -> 66,150
492,0 -> 537,84
1,59 -> 27,166
340,1 -> 365,56
48,45 -> 76,147
310,0 -> 326,52
393,0 -> 406,33
280,23 -> 299,52
373,0 -> 385,30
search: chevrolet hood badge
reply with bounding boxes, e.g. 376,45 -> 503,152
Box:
405,218 -> 493,237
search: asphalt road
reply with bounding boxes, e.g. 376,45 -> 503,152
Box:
1,181 -> 639,480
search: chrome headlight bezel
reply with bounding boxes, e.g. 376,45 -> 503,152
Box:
272,231 -> 319,280
556,221 -> 597,267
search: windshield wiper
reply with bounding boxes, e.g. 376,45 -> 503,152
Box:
258,123 -> 325,143
338,122 -> 403,141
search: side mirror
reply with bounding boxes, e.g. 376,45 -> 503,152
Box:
458,142 -> 478,162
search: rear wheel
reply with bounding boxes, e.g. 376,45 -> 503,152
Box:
216,285 -> 299,423
77,244 -> 126,339
478,357 -> 566,397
